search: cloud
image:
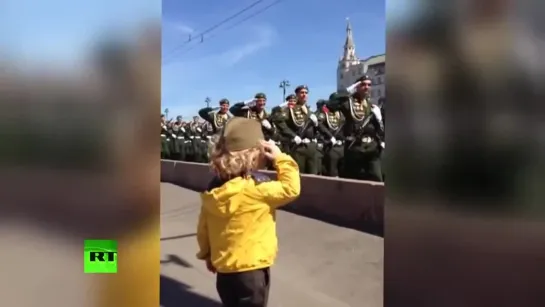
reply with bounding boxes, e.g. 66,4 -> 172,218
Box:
217,25 -> 277,67
172,22 -> 194,34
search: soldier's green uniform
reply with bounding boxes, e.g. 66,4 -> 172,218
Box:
199,98 -> 231,162
185,117 -> 202,162
317,95 -> 346,177
271,94 -> 297,154
327,76 -> 385,181
314,100 -> 327,175
199,121 -> 213,162
160,114 -> 170,159
169,122 -> 186,161
198,98 -> 232,135
272,85 -> 319,174
229,93 -> 275,141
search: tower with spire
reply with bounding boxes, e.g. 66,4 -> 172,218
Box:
337,18 -> 365,90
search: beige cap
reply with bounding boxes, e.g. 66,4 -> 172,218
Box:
221,117 -> 264,152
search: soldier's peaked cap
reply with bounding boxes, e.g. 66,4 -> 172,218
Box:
294,85 -> 308,93
219,98 -> 230,105
286,94 -> 296,101
356,75 -> 371,83
254,92 -> 266,99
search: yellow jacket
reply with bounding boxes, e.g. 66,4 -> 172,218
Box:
196,153 -> 300,273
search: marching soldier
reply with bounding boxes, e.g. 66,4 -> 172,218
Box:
314,100 -> 327,175
271,85 -> 320,174
185,116 -> 202,162
271,94 -> 297,154
175,115 -> 183,125
160,114 -> 170,159
326,76 -> 385,181
317,94 -> 345,177
169,121 -> 185,160
199,121 -> 213,162
229,92 -> 275,141
198,98 -> 232,135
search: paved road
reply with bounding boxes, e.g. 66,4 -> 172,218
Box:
160,183 -> 383,307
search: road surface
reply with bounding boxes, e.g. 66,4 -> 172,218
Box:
160,183 -> 383,307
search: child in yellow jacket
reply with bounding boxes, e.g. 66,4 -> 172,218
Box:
196,117 -> 301,307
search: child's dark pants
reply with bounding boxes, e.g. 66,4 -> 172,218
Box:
216,267 -> 270,307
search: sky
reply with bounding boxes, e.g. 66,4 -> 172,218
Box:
0,0 -> 160,68
162,0 -> 385,119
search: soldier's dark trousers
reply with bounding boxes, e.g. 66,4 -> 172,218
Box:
291,142 -> 318,174
169,139 -> 182,161
325,145 -> 344,177
315,143 -> 325,175
199,140 -> 210,163
343,148 -> 383,182
183,140 -> 195,161
191,139 -> 205,163
216,267 -> 270,307
161,137 -> 170,159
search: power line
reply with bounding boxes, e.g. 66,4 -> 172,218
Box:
164,0 -> 284,62
163,0 -> 267,63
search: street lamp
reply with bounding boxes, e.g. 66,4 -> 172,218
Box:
205,97 -> 211,108
279,79 -> 291,102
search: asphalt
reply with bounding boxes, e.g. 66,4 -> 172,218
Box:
160,182 -> 384,307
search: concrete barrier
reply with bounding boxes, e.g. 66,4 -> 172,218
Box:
161,159 -> 384,236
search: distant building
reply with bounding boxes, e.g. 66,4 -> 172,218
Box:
336,19 -> 385,104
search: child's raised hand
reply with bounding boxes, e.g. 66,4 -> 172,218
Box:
260,140 -> 282,161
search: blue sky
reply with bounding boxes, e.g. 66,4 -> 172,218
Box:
0,0 -> 160,68
162,0 -> 385,119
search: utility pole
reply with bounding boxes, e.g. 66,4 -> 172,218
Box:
278,79 -> 291,102
205,97 -> 211,108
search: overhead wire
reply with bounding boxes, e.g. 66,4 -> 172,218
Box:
162,0 -> 267,63
169,0 -> 284,61
162,0 -> 284,65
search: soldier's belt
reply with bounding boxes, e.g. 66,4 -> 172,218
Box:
160,134 -> 166,137
194,136 -> 201,139
177,136 -> 184,140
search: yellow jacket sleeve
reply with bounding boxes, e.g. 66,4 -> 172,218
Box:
253,153 -> 301,208
195,207 -> 210,260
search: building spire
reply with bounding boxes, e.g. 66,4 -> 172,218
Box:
341,17 -> 356,61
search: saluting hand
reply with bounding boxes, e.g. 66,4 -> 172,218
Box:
260,140 -> 282,161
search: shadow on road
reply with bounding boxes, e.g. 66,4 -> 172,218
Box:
160,274 -> 222,307
160,254 -> 193,268
161,233 -> 196,241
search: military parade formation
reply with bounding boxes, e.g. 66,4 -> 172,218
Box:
161,76 -> 385,182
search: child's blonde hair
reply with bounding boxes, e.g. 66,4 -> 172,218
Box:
209,135 -> 265,181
